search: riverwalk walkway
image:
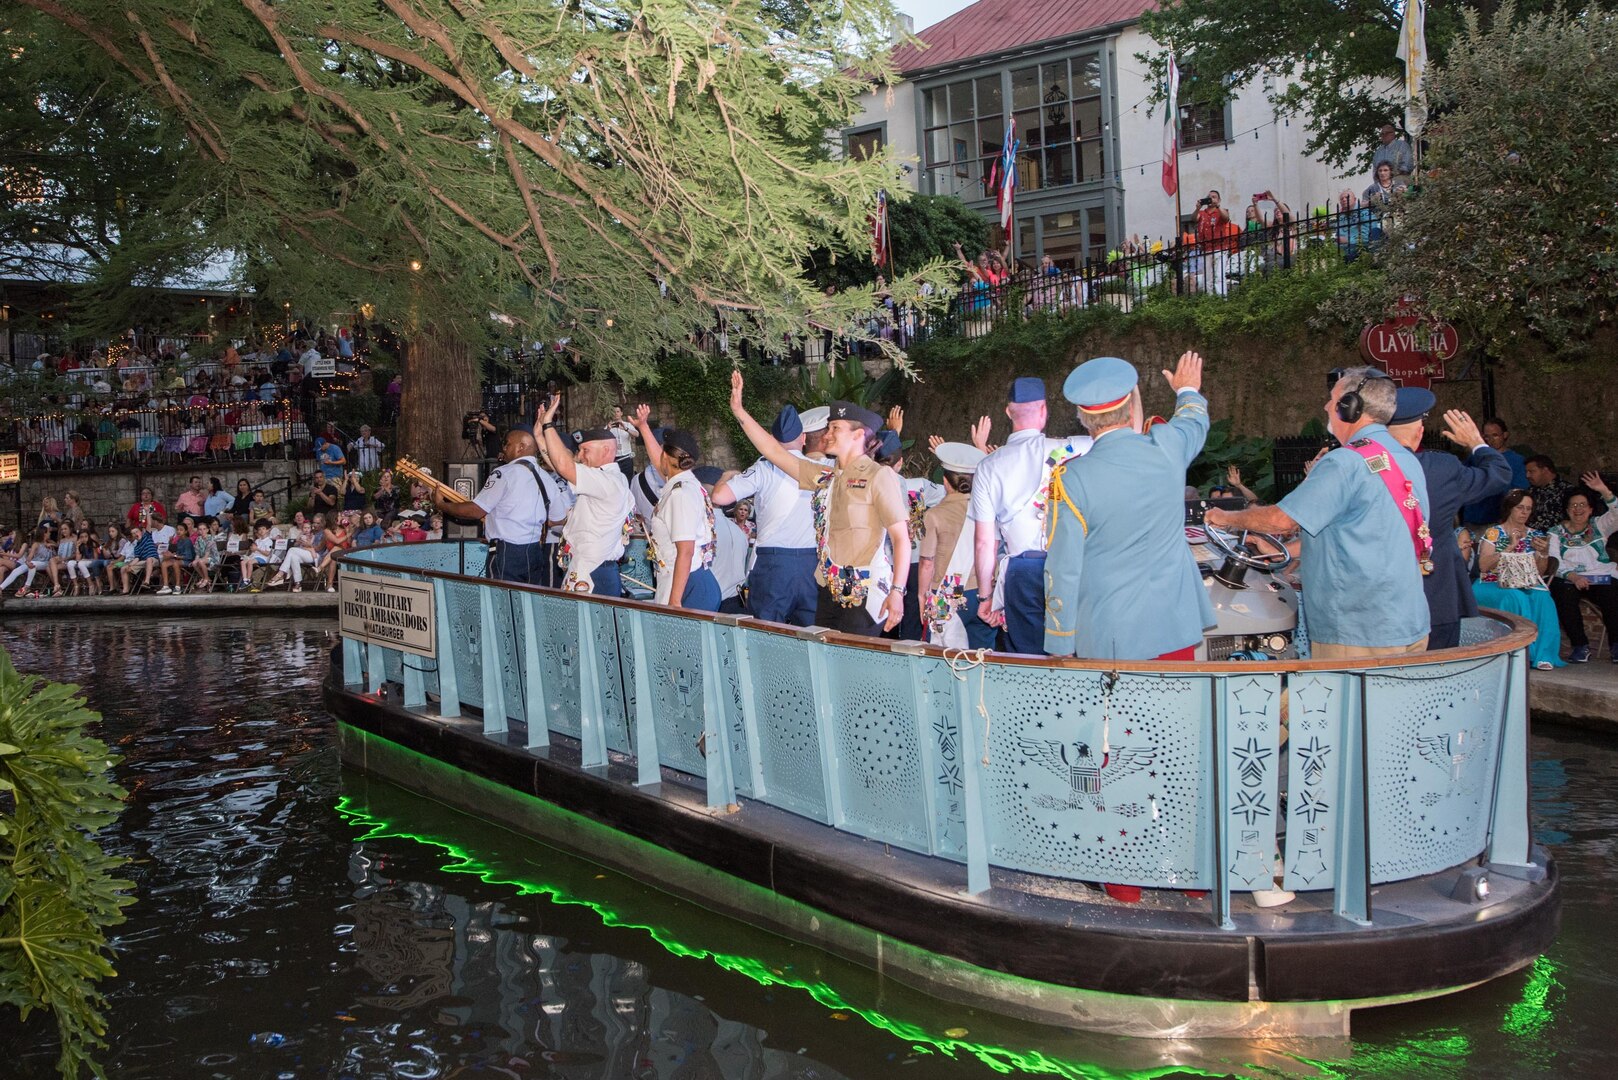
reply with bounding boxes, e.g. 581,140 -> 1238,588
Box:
0,591 -> 337,618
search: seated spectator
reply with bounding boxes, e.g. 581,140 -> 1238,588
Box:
101,525 -> 128,594
342,470 -> 368,511
1474,490 -> 1563,669
3,528 -> 54,597
247,487 -> 276,524
44,522 -> 78,597
121,525 -> 161,593
1362,162 -> 1407,209
246,522 -> 279,590
352,511 -> 383,548
189,520 -> 221,591
157,522 -> 196,594
315,512 -> 353,591
1334,191 -> 1381,261
1525,455 -> 1572,531
1551,476 -> 1618,663
264,519 -> 321,592
78,528 -> 107,595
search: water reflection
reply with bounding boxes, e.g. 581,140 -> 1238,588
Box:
0,618 -> 1604,1080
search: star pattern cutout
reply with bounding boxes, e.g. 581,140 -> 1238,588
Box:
1232,737 -> 1272,786
1233,679 -> 1275,716
1232,789 -> 1270,825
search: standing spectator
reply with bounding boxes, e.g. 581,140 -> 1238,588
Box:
349,425 -> 384,473
1525,455 -> 1572,532
372,469 -> 400,521
1361,162 -> 1407,209
204,477 -> 234,522
1334,191 -> 1381,261
1371,122 -> 1415,180
299,341 -> 322,376
383,373 -> 402,423
342,470 -> 368,511
173,475 -> 208,520
309,473 -> 341,516
36,496 -> 63,529
230,478 -> 254,521
315,435 -> 347,480
126,486 -> 165,529
609,406 -> 638,479
1462,419 -> 1529,523
62,490 -> 87,527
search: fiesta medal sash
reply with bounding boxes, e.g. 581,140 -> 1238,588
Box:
1348,438 -> 1433,575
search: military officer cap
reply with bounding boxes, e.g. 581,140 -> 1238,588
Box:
1390,387 -> 1436,425
875,429 -> 902,460
798,406 -> 830,434
694,465 -> 725,487
828,400 -> 882,433
661,428 -> 700,460
1008,376 -> 1046,403
771,404 -> 803,442
934,441 -> 986,474
575,426 -> 614,445
1063,356 -> 1138,413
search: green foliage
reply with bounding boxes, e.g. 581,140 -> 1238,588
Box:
1188,418 -> 1276,500
906,257 -> 1373,378
0,648 -> 134,1080
12,0 -> 960,380
627,355 -> 802,463
1383,6 -> 1618,359
804,194 -> 989,290
1137,0 -> 1560,171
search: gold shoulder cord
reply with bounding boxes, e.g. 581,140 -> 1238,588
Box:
1044,462 -> 1085,637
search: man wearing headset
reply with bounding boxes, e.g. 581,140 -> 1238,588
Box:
1206,366 -> 1432,659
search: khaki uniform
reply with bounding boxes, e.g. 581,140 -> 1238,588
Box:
920,491 -> 977,591
794,455 -> 905,583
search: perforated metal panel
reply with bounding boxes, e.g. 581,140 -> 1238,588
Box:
821,648 -> 930,852
1366,657 -> 1506,883
1281,672 -> 1351,892
640,610 -> 709,778
442,579 -> 484,710
978,668 -> 1212,889
530,592 -> 584,739
742,633 -> 827,821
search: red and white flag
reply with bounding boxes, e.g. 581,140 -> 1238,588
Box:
1161,56 -> 1180,197
870,188 -> 890,268
996,117 -> 1018,231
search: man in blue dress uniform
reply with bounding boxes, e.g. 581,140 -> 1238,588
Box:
1386,389 -> 1512,650
969,377 -> 1092,654
713,405 -> 818,625
1043,352 -> 1216,660
1207,367 -> 1431,658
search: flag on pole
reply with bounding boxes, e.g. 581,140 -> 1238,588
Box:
1396,0 -> 1427,103
1161,55 -> 1180,197
870,188 -> 891,269
996,118 -> 1018,231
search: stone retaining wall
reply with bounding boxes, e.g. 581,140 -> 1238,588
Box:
8,458 -> 305,532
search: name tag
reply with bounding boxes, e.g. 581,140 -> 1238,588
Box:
847,479 -> 869,490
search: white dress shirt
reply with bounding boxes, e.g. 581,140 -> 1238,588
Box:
724,453 -> 815,550
967,429 -> 1093,556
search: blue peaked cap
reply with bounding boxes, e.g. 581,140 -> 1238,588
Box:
1390,387 -> 1436,425
1063,356 -> 1138,409
1008,376 -> 1046,403
771,404 -> 803,442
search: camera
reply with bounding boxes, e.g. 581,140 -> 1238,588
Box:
1197,197 -> 1211,207
461,411 -> 485,441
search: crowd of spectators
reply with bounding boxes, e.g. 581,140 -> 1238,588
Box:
0,458 -> 446,600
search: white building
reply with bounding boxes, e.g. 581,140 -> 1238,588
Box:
846,0 -> 1351,267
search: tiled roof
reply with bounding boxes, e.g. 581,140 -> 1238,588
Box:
892,0 -> 1156,75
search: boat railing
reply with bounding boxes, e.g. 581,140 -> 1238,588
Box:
335,540 -> 1538,929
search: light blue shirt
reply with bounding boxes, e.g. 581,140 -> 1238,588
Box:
1044,389 -> 1215,659
204,490 -> 234,517
1279,424 -> 1431,648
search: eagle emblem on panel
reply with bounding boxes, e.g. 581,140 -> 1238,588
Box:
1416,729 -> 1479,803
1018,737 -> 1156,813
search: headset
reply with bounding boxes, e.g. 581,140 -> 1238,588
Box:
1333,369 -> 1375,424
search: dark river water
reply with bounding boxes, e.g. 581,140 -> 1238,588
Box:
1,616 -> 1612,1079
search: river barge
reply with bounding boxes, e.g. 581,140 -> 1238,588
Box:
327,539 -> 1559,1038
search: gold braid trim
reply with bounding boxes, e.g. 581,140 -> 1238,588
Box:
1044,462 -> 1085,636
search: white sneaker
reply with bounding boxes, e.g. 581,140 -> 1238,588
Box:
156,586 -> 173,595
1251,857 -> 1295,908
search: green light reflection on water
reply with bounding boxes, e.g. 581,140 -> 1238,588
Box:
1500,955 -> 1560,1040
333,793 -> 1217,1080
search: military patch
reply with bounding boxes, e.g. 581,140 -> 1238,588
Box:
847,478 -> 869,489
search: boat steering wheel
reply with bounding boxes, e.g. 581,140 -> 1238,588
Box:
1201,523 -> 1293,573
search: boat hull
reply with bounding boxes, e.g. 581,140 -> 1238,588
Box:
328,680 -> 1560,1039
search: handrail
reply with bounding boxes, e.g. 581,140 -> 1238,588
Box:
337,540 -> 1536,673
335,540 -> 1536,925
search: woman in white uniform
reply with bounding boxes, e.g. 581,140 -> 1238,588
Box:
649,429 -> 721,611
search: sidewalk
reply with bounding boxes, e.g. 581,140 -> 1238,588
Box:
0,590 -> 337,618
1531,661 -> 1618,733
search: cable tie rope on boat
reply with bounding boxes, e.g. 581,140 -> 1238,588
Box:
943,647 -> 994,765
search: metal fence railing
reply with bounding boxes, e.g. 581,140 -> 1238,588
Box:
7,401 -> 308,470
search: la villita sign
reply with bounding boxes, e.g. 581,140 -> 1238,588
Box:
1359,314 -> 1461,389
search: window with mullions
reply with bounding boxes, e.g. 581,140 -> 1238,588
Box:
1179,99 -> 1228,149
845,127 -> 884,161
922,55 -> 1104,198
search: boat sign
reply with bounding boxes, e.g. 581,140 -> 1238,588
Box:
339,573 -> 435,658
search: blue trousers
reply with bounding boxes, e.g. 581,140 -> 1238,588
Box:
747,547 -> 818,626
961,588 -> 997,650
1002,552 -> 1047,655
487,540 -> 547,585
680,567 -> 721,612
590,561 -> 622,598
